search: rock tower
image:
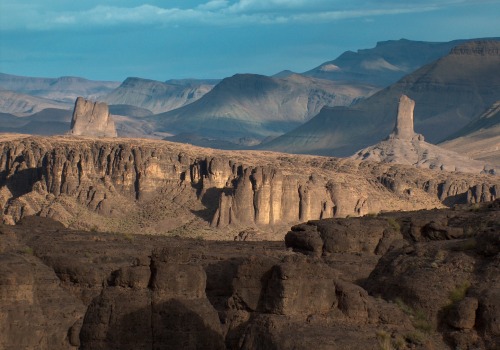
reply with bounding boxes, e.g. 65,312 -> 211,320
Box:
391,94 -> 417,140
69,97 -> 117,137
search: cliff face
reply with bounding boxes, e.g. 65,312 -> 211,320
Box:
69,97 -> 117,137
0,136 -> 498,236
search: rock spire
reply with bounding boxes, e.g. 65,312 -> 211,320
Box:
69,97 -> 117,137
391,94 -> 417,140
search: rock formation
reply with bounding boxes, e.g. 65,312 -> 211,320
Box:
0,136 -> 498,236
351,95 -> 496,174
391,94 -> 418,140
1,201 -> 499,349
69,97 -> 117,137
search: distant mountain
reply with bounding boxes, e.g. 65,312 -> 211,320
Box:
148,73 -> 378,144
303,38 -> 495,86
261,40 -> 500,156
102,77 -> 217,114
0,108 -> 72,135
0,73 -> 119,103
108,104 -> 153,118
440,101 -> 500,166
0,90 -> 71,116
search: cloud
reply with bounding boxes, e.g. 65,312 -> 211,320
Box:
0,0 -> 490,31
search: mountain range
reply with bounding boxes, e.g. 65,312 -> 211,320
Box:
101,77 -> 218,114
147,73 -> 377,145
261,40 -> 500,157
0,38 -> 499,165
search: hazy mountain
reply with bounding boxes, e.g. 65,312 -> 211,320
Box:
303,38 -> 488,86
261,40 -> 500,156
102,77 -> 217,114
108,104 -> 153,118
0,73 -> 119,103
148,73 -> 378,144
0,108 -> 72,135
0,90 -> 71,116
440,101 -> 500,166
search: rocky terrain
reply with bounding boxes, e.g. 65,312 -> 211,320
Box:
262,40 -> 500,156
351,95 -> 495,174
69,98 -> 117,138
0,135 -> 498,238
0,199 -> 498,349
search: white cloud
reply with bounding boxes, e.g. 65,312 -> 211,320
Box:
0,0 -> 489,31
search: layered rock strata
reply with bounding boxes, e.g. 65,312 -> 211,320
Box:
0,136 -> 498,235
69,97 -> 117,137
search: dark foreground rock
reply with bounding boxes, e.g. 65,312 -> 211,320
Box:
1,200 -> 499,349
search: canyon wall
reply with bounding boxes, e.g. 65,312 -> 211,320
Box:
0,136 -> 498,235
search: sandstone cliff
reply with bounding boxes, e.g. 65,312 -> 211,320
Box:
0,136 -> 498,236
69,97 -> 117,138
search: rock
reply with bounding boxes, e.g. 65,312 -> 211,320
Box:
351,95 -> 495,174
447,297 -> 478,329
392,94 -> 416,140
69,97 -> 117,137
0,252 -> 86,350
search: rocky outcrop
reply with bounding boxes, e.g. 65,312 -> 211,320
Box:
0,136 -> 498,235
391,94 -> 417,140
352,95 -> 495,174
69,97 -> 117,137
2,202 -> 499,349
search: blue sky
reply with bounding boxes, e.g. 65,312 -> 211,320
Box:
0,0 -> 499,82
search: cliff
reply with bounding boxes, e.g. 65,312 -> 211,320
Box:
69,97 -> 117,137
0,136 -> 498,236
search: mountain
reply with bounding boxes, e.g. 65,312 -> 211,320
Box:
148,73 -> 378,145
351,95 -> 493,174
303,38 -> 478,86
0,89 -> 71,116
0,108 -> 72,135
261,40 -> 500,157
0,73 -> 119,103
102,77 -> 217,114
440,101 -> 500,166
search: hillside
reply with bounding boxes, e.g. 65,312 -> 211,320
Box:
0,73 -> 119,103
304,38 -> 475,86
261,40 -> 500,156
102,77 -> 217,114
440,101 -> 500,166
148,73 -> 377,145
0,90 -> 71,116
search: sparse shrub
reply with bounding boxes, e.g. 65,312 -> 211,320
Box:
454,238 -> 477,251
395,298 -> 433,334
22,247 -> 34,255
387,218 -> 401,232
376,330 -> 391,350
469,203 -> 480,212
449,281 -> 470,304
123,232 -> 133,242
405,330 -> 427,345
90,225 -> 98,232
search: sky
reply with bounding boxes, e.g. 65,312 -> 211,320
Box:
0,0 -> 499,82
